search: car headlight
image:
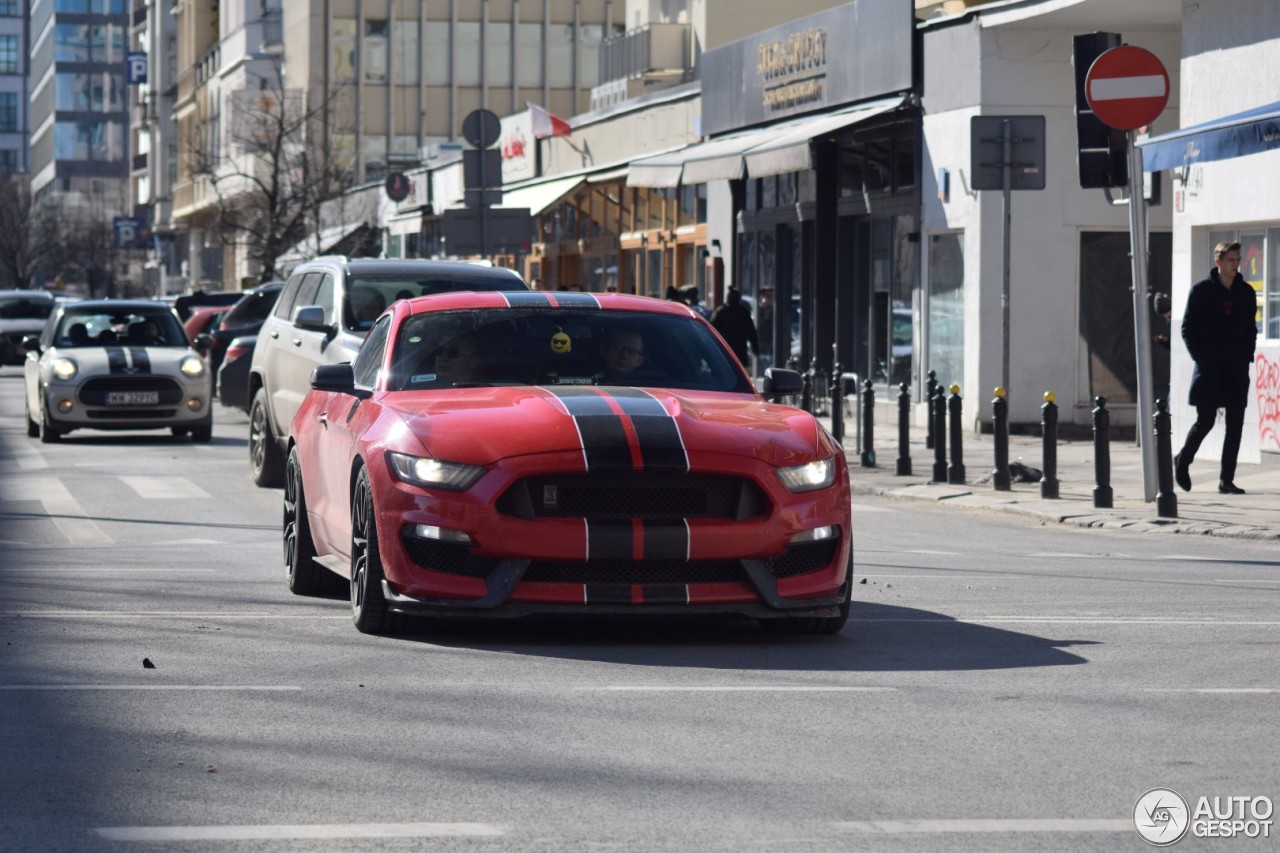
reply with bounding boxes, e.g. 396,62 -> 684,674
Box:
776,456 -> 836,492
388,452 -> 485,491
51,357 -> 78,380
180,355 -> 205,377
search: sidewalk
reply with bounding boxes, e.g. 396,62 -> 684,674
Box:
827,415 -> 1280,541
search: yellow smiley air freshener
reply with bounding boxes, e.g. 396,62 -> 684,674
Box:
550,328 -> 572,354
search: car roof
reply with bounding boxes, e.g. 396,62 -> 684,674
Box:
300,256 -> 525,281
61,299 -> 178,312
403,291 -> 696,317
0,289 -> 54,299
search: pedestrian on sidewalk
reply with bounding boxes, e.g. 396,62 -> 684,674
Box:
1174,240 -> 1257,495
711,286 -> 759,368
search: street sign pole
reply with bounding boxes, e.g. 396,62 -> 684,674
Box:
1001,118 -> 1013,399
1126,133 -> 1157,501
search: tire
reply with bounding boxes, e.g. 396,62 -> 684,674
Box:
248,387 -> 285,488
170,427 -> 189,438
38,400 -> 61,444
24,397 -> 38,438
350,467 -> 403,635
191,420 -> 213,443
284,447 -> 335,595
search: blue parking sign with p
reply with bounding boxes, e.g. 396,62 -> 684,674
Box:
126,52 -> 147,85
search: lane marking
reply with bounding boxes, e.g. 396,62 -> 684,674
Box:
119,476 -> 211,500
24,477 -> 110,546
10,442 -> 47,471
861,575 -> 1030,580
94,823 -> 505,842
580,686 -> 895,693
901,549 -> 958,556
1214,579 -> 1280,583
1,685 -> 301,691
834,818 -> 1131,834
1142,688 -> 1280,694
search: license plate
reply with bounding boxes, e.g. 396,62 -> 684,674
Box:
106,391 -> 159,405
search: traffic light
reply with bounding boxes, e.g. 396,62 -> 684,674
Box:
1073,32 -> 1128,189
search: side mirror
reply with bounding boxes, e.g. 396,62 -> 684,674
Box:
310,363 -> 371,399
22,335 -> 40,353
193,333 -> 213,353
761,367 -> 804,399
293,305 -> 330,333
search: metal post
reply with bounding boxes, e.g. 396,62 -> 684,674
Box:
1155,398 -> 1179,518
947,384 -> 966,485
1001,118 -> 1012,402
1040,391 -> 1059,499
1092,395 -> 1113,509
801,357 -> 816,413
1127,131 -> 1157,501
992,387 -> 1010,491
896,382 -> 911,476
931,386 -> 947,482
925,369 -> 938,450
830,359 -> 844,444
860,379 -> 875,467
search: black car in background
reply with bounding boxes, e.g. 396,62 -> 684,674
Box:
206,282 -> 283,384
216,334 -> 257,412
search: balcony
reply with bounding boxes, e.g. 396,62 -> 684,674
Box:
598,23 -> 690,86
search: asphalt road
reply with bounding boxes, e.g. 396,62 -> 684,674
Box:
1,368 -> 1277,852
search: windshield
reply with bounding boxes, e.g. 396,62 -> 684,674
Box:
56,309 -> 187,348
387,308 -> 753,393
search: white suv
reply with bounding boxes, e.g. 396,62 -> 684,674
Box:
246,257 -> 527,486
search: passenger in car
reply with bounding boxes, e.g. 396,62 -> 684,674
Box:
66,323 -> 90,346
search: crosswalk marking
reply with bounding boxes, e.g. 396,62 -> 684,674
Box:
94,823 -> 506,841
23,476 -> 110,545
119,475 -> 211,499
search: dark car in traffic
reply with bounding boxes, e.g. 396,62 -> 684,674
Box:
206,282 -> 283,385
216,334 -> 257,412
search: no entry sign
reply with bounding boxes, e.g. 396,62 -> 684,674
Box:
1085,45 -> 1169,131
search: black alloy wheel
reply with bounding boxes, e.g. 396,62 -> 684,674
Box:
284,447 -> 335,595
248,387 -> 284,487
350,467 -> 402,635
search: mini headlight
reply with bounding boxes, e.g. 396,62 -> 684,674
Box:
51,357 -> 78,380
180,355 -> 205,377
776,457 -> 836,493
388,452 -> 485,491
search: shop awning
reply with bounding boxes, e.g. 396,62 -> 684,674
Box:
743,96 -> 906,178
498,174 -> 585,214
1138,101 -> 1280,172
680,128 -> 791,184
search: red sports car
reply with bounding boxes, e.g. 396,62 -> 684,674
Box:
286,292 -> 852,635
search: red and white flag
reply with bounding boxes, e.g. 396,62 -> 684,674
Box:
528,102 -> 572,139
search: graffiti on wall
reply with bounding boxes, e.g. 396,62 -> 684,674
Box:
1258,352 -> 1280,451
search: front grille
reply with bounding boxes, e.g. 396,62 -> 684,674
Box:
523,559 -> 743,585
79,376 -> 185,406
402,535 -> 501,578
86,409 -> 178,420
763,539 -> 840,578
497,472 -> 769,521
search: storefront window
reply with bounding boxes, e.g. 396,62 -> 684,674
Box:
1268,228 -> 1280,340
1241,232 -> 1265,333
928,233 -> 964,390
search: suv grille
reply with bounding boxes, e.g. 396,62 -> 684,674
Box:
497,472 -> 768,521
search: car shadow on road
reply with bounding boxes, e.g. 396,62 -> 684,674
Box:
396,601 -> 1095,673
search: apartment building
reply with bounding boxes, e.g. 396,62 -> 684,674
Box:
0,0 -> 27,174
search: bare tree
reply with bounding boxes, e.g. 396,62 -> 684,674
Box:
0,173 -> 58,289
186,66 -> 354,283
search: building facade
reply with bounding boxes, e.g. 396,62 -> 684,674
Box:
0,0 -> 28,174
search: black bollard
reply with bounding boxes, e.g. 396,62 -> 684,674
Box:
992,388 -> 1011,491
800,358 -> 817,413
1040,392 -> 1060,499
1155,398 -> 1179,518
925,370 -> 938,450
830,359 -> 844,444
896,382 -> 911,475
931,385 -> 948,482
1092,395 -> 1113,509
947,384 -> 966,484
860,379 -> 876,467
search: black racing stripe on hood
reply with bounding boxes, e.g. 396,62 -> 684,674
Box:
605,388 -> 688,471
502,292 -> 553,308
545,386 -> 631,470
127,347 -> 151,373
105,347 -> 128,373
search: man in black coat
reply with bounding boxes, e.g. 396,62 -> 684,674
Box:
1175,241 -> 1258,494
711,287 -> 759,369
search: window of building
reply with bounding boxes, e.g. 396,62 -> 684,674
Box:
548,24 -> 573,88
364,19 -> 388,83
516,23 -> 542,87
454,22 -> 480,87
485,21 -> 511,88
0,92 -> 16,132
426,22 -> 449,85
392,21 -> 418,85
55,25 -> 90,61
55,0 -> 90,12
0,0 -> 18,16
0,35 -> 18,74
54,121 -> 122,161
331,19 -> 356,82
927,232 -> 964,392
0,149 -> 17,171
578,25 -> 606,89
